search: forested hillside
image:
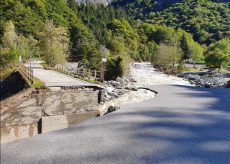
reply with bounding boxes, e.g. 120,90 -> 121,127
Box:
112,0 -> 230,44
0,0 -> 229,80
75,0 -> 112,5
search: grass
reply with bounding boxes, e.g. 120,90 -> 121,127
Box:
32,77 -> 45,89
0,66 -> 16,80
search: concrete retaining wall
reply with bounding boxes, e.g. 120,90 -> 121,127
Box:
1,88 -> 103,144
1,123 -> 38,144
41,88 -> 100,115
41,111 -> 99,133
1,112 -> 99,144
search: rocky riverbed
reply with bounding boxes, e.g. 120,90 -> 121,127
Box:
99,62 -> 193,115
177,72 -> 230,88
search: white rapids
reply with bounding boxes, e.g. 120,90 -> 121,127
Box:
99,62 -> 192,114
131,62 -> 192,87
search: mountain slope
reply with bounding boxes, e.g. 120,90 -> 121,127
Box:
74,0 -> 112,5
111,0 -> 230,44
148,0 -> 230,44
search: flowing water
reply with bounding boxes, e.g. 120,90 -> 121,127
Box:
99,62 -> 192,114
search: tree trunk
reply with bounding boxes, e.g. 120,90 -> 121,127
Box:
193,62 -> 196,68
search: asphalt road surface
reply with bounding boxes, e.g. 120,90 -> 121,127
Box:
1,85 -> 230,164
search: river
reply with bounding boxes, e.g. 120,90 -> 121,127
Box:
99,62 -> 192,114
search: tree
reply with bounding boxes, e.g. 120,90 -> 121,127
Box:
189,42 -> 204,68
27,36 -> 40,59
153,26 -> 175,44
2,21 -> 18,48
180,32 -> 191,60
152,43 -> 182,73
17,35 -> 39,61
38,20 -> 69,66
105,56 -> 125,80
106,35 -> 126,57
1,21 -> 19,67
206,38 -> 230,72
139,44 -> 149,61
17,35 -> 30,60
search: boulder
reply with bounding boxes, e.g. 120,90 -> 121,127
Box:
107,91 -> 119,98
105,106 -> 120,114
111,81 -> 121,88
106,86 -> 115,93
226,80 -> 230,88
116,77 -> 124,84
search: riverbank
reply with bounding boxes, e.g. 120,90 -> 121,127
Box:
99,62 -> 192,114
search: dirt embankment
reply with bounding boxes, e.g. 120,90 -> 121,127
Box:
0,71 -> 29,100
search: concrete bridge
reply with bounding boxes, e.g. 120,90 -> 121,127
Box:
24,61 -> 103,89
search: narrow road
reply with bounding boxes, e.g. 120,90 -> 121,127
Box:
1,64 -> 230,164
24,61 -> 101,88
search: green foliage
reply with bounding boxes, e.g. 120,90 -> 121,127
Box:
0,0 -> 95,63
107,35 -> 126,57
112,0 -> 183,19
17,35 -> 39,60
38,20 -> 69,66
206,38 -> 230,71
113,0 -> 230,44
149,0 -> 230,44
152,43 -> 182,73
2,0 -> 226,79
106,56 -> 125,80
33,77 -> 44,89
1,21 -> 19,68
0,47 -> 14,69
189,42 -> 204,66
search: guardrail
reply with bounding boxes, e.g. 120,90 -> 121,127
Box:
55,64 -> 102,81
18,64 -> 33,85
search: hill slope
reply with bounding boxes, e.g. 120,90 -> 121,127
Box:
111,0 -> 230,44
75,0 -> 112,5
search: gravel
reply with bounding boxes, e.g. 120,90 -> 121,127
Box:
177,72 -> 230,88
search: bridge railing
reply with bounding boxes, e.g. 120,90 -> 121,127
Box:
18,64 -> 33,85
55,64 -> 101,82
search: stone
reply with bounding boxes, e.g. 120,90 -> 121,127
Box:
106,86 -> 115,93
107,92 -> 119,98
105,106 -> 120,114
178,72 -> 227,88
116,77 -> 123,83
117,89 -> 127,95
226,80 -> 230,88
105,93 -> 112,99
131,88 -> 138,91
111,81 -> 121,87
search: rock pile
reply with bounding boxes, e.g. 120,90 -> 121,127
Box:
104,77 -> 138,101
178,72 -> 228,88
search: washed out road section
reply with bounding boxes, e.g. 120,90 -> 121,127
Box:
1,86 -> 230,163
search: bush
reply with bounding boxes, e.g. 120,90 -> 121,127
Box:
105,56 -> 125,80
